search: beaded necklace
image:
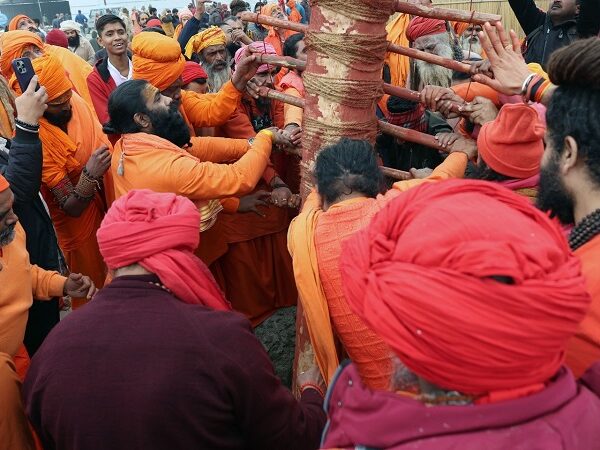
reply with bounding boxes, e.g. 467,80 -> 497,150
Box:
569,208 -> 600,251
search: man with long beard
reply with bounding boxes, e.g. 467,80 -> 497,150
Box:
184,26 -> 231,93
406,17 -> 462,91
473,23 -> 600,379
9,53 -> 112,308
454,22 -> 483,59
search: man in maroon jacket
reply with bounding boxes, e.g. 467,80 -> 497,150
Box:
86,14 -> 131,124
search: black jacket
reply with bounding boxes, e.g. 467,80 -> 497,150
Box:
0,128 -> 62,355
509,0 -> 578,68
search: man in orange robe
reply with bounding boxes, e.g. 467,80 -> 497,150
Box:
0,173 -> 95,450
0,30 -> 96,114
10,54 -> 112,308
288,138 -> 470,387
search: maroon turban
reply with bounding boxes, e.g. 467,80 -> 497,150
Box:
340,179 -> 590,398
45,29 -> 69,48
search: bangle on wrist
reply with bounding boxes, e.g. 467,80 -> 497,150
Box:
258,129 -> 275,141
15,118 -> 40,131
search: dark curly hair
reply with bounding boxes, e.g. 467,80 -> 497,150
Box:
314,138 -> 385,205
546,38 -> 600,185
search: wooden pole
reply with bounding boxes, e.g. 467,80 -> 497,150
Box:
256,54 -> 307,71
240,11 -> 308,33
387,43 -> 472,73
392,0 -> 501,24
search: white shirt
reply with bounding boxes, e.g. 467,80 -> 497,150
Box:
107,57 -> 132,87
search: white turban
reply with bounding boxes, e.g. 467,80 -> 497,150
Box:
59,20 -> 81,34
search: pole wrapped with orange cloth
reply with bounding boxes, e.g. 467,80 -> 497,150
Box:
97,189 -> 232,311
340,179 -> 591,400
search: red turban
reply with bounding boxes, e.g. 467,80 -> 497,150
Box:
478,103 -> 545,179
406,17 -> 446,42
181,61 -> 208,85
0,173 -> 9,192
146,18 -> 162,27
45,29 -> 69,48
454,21 -> 470,37
340,180 -> 590,397
97,189 -> 231,311
8,14 -> 30,31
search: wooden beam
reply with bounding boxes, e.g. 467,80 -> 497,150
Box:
387,43 -> 472,73
380,165 -> 411,180
392,0 -> 501,24
256,54 -> 307,71
240,12 -> 308,33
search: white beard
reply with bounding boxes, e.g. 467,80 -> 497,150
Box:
460,35 -> 483,59
408,34 -> 454,90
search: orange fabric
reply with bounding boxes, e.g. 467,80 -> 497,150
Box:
8,14 -> 29,31
452,81 -> 501,106
173,23 -> 183,41
131,32 -> 186,91
12,344 -> 30,382
478,104 -> 544,179
287,0 -> 302,23
0,31 -> 95,113
454,21 -> 470,37
184,26 -> 227,59
0,352 -> 35,450
385,14 -> 411,88
0,224 -> 66,357
180,82 -> 243,129
567,234 -> 600,377
35,93 -> 110,291
0,173 -> 8,191
288,153 -> 467,385
9,52 -> 71,101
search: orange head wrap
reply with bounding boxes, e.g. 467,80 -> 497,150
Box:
8,14 -> 31,31
132,32 -> 186,92
261,3 -> 280,17
478,103 -> 545,179
183,26 -> 227,59
0,30 -> 45,79
340,179 -> 590,398
406,17 -> 447,43
0,173 -> 9,192
9,53 -> 79,187
454,21 -> 471,37
10,53 -> 72,101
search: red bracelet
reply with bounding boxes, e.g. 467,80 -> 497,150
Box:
300,383 -> 325,398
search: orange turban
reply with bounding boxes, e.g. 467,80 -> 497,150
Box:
0,30 -> 44,79
406,17 -> 446,42
453,21 -> 470,37
478,104 -> 545,179
8,14 -> 30,31
261,3 -> 280,17
183,26 -> 227,59
340,179 -> 590,398
10,53 -> 72,101
132,32 -> 186,92
0,174 -> 9,192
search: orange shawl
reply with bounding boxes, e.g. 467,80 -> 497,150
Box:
385,14 -> 411,88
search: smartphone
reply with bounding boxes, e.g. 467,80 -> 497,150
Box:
12,57 -> 37,92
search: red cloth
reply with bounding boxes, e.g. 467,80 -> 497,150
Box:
86,61 -> 117,126
97,189 -> 231,311
146,18 -> 162,27
181,61 -> 207,85
478,103 -> 545,179
45,29 -> 68,48
340,179 -> 591,396
406,17 -> 446,42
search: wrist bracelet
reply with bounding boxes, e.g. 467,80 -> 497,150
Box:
300,382 -> 325,398
258,129 -> 275,141
15,118 -> 40,130
520,73 -> 536,96
75,169 -> 100,200
15,123 -> 39,133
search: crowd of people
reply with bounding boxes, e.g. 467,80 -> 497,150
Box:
0,0 -> 600,449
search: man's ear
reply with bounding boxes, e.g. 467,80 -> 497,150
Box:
133,112 -> 151,130
560,135 -> 579,176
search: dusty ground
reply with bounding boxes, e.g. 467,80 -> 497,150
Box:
254,306 -> 297,389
